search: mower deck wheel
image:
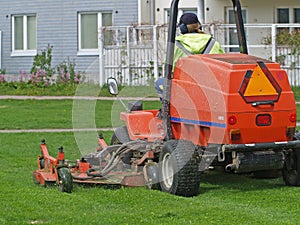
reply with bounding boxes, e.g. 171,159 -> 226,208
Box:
57,167 -> 73,193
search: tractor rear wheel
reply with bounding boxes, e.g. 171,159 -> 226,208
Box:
159,140 -> 200,197
283,150 -> 300,186
57,167 -> 73,193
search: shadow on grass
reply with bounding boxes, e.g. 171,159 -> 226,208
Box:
199,167 -> 285,194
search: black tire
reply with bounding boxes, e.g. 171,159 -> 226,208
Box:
111,126 -> 132,165
39,158 -> 44,169
57,167 -> 73,193
110,126 -> 130,145
159,140 -> 200,197
283,150 -> 300,186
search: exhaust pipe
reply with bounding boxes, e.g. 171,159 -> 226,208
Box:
225,151 -> 284,173
225,163 -> 237,172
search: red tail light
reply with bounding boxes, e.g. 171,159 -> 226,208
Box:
228,115 -> 237,125
289,112 -> 297,123
256,114 -> 271,126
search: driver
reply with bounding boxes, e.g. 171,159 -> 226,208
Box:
155,13 -> 224,100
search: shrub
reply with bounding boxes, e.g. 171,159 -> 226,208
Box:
56,59 -> 85,84
30,45 -> 54,77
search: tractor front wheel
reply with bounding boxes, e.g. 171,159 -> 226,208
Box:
110,126 -> 130,145
159,140 -> 200,197
283,150 -> 300,186
111,126 -> 132,165
57,167 -> 73,193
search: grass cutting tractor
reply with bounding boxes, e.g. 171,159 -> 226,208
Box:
33,0 -> 300,197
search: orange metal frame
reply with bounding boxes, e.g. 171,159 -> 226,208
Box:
121,53 -> 296,147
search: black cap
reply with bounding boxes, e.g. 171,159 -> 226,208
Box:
179,13 -> 200,25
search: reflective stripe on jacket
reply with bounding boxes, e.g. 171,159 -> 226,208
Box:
173,33 -> 224,71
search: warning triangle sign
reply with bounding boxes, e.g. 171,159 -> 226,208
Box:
239,62 -> 281,103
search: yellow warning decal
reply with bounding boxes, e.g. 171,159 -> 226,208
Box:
244,65 -> 278,96
239,62 -> 281,103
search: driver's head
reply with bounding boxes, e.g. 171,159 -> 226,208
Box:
179,13 -> 202,34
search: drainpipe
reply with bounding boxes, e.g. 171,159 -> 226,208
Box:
150,0 -> 155,25
197,0 -> 205,24
138,0 -> 142,24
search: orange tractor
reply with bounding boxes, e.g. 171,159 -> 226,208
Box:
33,0 -> 300,197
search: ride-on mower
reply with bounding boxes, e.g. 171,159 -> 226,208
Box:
33,0 -> 300,197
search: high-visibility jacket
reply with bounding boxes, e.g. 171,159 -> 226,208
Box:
173,33 -> 224,71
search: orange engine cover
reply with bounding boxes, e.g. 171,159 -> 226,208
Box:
170,53 -> 296,146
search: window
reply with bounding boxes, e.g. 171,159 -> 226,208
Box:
277,7 -> 300,32
226,8 -> 247,52
164,8 -> 197,25
78,12 -> 112,55
277,7 -> 300,23
294,8 -> 300,23
277,8 -> 289,23
12,15 -> 37,56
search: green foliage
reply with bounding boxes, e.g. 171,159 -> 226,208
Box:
292,86 -> 300,101
56,58 -> 85,84
30,45 -> 54,77
262,29 -> 300,65
24,44 -> 85,87
0,68 -> 6,74
0,80 -> 157,98
276,29 -> 300,54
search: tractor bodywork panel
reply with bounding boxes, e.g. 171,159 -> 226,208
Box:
171,53 -> 296,146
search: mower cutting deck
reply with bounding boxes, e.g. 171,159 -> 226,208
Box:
32,134 -> 162,193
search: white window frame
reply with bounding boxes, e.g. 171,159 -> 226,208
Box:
78,12 -> 103,56
164,8 -> 198,25
225,7 -> 248,52
11,15 -> 37,57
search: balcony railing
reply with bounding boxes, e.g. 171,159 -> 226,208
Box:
97,24 -> 300,86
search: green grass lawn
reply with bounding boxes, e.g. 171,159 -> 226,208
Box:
0,99 -> 161,129
0,99 -> 298,131
0,95 -> 300,224
1,132 -> 300,225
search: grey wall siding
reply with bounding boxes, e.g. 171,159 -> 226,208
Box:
0,0 -> 138,77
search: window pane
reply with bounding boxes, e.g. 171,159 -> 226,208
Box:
102,13 -> 112,26
102,13 -> 113,46
228,9 -> 247,52
14,16 -> 23,50
81,13 -> 97,49
277,8 -> 289,23
294,8 -> 300,23
27,16 -> 36,50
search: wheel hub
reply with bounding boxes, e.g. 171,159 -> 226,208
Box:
162,152 -> 174,189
